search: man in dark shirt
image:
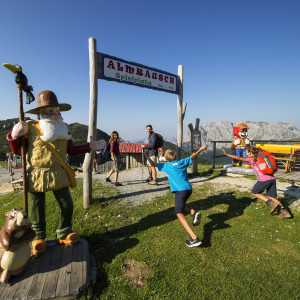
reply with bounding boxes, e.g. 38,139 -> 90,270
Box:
141,124 -> 159,185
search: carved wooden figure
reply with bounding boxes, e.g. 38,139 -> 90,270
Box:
0,209 -> 35,283
231,123 -> 251,168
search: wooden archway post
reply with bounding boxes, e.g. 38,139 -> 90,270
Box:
83,37 -> 98,208
176,65 -> 185,160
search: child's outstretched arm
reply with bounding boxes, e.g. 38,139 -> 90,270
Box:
144,150 -> 158,167
190,145 -> 207,160
222,149 -> 248,162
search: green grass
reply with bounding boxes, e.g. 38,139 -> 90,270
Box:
0,166 -> 299,299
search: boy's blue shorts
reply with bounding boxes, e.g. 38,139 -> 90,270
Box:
251,179 -> 277,198
174,189 -> 192,214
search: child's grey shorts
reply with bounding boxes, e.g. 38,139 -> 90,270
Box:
251,179 -> 277,198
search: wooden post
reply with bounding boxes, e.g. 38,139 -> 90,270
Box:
8,153 -> 12,175
176,65 -> 183,160
83,37 -> 98,209
193,118 -> 200,174
188,119 -> 201,175
212,141 -> 216,169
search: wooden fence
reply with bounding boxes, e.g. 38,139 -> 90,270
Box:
6,153 -> 22,175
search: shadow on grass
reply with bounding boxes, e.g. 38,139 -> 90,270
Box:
81,206 -> 177,296
83,190 -> 255,296
193,193 -> 256,247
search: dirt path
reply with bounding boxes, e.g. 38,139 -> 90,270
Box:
93,167 -> 300,211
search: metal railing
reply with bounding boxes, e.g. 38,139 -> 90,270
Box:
211,140 -> 300,169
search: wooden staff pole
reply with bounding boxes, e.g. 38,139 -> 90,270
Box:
18,84 -> 28,213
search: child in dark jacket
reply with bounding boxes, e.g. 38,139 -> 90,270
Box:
222,146 -> 291,218
145,145 -> 207,247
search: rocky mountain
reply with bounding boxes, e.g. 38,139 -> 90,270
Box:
2,119 -> 299,165
182,121 -> 300,153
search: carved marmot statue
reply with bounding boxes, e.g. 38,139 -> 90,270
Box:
0,209 -> 35,283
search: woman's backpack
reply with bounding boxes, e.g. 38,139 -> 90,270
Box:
257,150 -> 277,175
99,142 -> 111,163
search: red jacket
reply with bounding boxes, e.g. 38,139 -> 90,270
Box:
6,131 -> 91,156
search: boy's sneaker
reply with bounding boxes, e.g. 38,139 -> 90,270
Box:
185,237 -> 202,248
192,211 -> 201,226
115,182 -> 123,186
106,178 -> 111,183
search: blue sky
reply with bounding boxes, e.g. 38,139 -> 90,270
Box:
1,0 -> 299,141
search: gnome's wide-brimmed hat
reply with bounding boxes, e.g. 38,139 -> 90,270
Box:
25,90 -> 71,114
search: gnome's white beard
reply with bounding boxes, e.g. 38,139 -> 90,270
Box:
39,115 -> 72,142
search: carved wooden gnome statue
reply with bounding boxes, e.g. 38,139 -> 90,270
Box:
0,209 -> 35,283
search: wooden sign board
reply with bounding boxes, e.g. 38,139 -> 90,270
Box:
97,53 -> 179,94
191,131 -> 201,152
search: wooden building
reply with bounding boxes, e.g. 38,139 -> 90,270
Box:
119,143 -> 162,169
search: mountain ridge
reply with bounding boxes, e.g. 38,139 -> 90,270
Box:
1,119 -> 299,161
181,120 -> 300,153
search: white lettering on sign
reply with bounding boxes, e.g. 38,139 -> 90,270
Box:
100,54 -> 178,94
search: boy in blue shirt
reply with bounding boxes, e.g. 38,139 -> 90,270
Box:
145,145 -> 207,247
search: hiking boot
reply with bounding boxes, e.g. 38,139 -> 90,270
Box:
32,239 -> 47,256
185,237 -> 202,248
146,176 -> 153,182
276,209 -> 291,219
148,180 -> 158,186
106,178 -> 111,183
58,231 -> 79,246
115,182 -> 123,186
268,201 -> 280,214
192,211 -> 201,226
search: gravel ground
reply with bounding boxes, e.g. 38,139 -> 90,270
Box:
93,167 -> 300,211
93,167 -> 170,205
0,165 -> 23,185
0,166 -> 23,195
1,166 -> 299,211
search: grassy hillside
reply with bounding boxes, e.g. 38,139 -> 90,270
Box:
0,167 -> 298,299
0,118 -> 26,160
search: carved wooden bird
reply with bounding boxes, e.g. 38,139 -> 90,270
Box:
3,63 -> 35,104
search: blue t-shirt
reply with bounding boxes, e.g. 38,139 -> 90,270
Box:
157,157 -> 192,192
